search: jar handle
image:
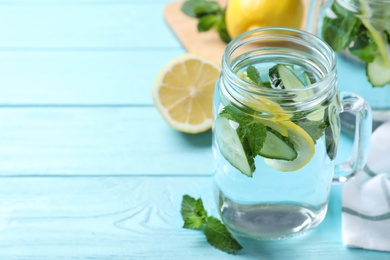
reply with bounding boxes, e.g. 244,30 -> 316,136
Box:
334,91 -> 372,183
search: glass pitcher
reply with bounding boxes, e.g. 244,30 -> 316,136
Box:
212,27 -> 372,240
317,0 -> 390,124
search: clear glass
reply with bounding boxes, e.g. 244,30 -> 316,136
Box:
212,28 -> 372,240
317,0 -> 390,123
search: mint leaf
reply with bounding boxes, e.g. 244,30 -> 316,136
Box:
296,120 -> 327,143
215,10 -> 231,44
237,118 -> 267,156
246,65 -> 263,86
219,105 -> 267,176
321,3 -> 361,52
181,0 -> 231,43
194,1 -> 221,17
181,195 -> 207,229
197,14 -> 219,32
181,0 -> 201,17
350,26 -> 378,63
204,216 -> 243,254
181,195 -> 243,254
181,0 -> 220,18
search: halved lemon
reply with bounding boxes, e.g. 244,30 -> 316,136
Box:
152,53 -> 221,134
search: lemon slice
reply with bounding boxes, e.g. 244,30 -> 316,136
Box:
264,121 -> 315,172
152,53 -> 221,134
236,68 -> 315,172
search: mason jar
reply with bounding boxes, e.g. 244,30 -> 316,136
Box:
317,0 -> 390,123
212,27 -> 372,240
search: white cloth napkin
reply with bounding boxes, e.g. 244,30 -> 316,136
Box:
342,121 -> 390,252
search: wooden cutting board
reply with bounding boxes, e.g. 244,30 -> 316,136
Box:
164,0 -> 229,64
164,0 -> 315,64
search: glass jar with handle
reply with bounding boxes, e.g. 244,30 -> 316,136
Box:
212,27 -> 372,240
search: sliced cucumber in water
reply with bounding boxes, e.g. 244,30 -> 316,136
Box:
263,121 -> 315,172
269,65 -> 284,89
269,65 -> 313,101
366,55 -> 390,87
303,71 -> 317,85
215,116 -> 254,177
269,64 -> 305,90
259,129 -> 297,161
215,115 -> 298,176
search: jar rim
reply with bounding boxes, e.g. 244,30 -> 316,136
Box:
221,27 -> 337,112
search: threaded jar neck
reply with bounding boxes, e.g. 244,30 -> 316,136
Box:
220,27 -> 337,115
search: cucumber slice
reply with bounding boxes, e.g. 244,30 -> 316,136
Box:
303,71 -> 316,85
215,116 -> 254,177
269,65 -> 284,89
264,121 -> 315,172
269,65 -> 312,101
259,129 -> 297,160
366,55 -> 390,87
274,64 -> 305,90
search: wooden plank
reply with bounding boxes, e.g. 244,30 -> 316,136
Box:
0,0 -> 172,3
0,176 -> 388,259
164,0 -> 228,64
0,107 -> 213,176
0,2 -> 179,49
0,106 -> 355,176
0,50 -> 185,105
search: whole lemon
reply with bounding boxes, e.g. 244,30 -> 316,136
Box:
226,0 -> 305,39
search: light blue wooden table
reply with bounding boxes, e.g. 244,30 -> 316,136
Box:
0,0 -> 389,259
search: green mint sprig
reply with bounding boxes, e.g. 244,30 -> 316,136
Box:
245,65 -> 272,88
321,2 -> 390,86
181,0 -> 231,43
295,120 -> 327,144
321,3 -> 361,52
231,65 -> 333,162
219,105 -> 268,175
349,26 -> 378,63
181,195 -> 243,254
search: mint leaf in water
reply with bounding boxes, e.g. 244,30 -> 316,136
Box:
181,195 -> 242,254
204,217 -> 243,254
246,65 -> 263,86
237,117 -> 267,156
321,3 -> 361,52
219,105 -> 267,176
350,26 -> 378,63
296,120 -> 327,144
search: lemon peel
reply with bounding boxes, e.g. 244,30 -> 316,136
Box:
226,0 -> 304,39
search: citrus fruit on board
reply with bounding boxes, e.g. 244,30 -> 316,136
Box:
152,53 -> 221,134
226,0 -> 305,39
